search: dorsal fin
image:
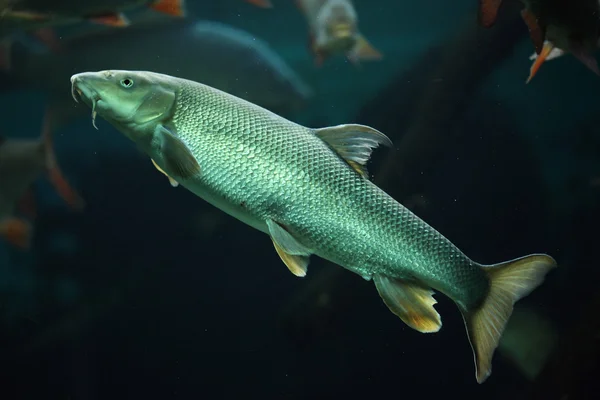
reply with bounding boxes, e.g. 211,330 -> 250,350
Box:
313,123 -> 393,178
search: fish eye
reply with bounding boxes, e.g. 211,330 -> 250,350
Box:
120,78 -> 134,88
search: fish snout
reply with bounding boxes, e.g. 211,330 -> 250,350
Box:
70,72 -> 102,104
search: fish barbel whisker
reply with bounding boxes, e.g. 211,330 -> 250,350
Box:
71,83 -> 79,103
91,99 -> 98,130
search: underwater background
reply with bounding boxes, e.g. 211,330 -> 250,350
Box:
0,0 -> 599,398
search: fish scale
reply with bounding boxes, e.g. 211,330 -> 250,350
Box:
170,77 -> 486,305
71,70 -> 556,383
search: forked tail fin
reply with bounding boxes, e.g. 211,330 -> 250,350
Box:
461,254 -> 557,383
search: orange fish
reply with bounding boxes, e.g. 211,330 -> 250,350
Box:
0,111 -> 83,249
296,0 -> 381,66
479,0 -> 600,82
0,0 -> 187,51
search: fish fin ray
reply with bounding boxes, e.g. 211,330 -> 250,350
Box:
151,158 -> 179,187
266,219 -> 311,277
272,240 -> 309,277
373,274 -> 441,333
157,125 -> 201,180
526,41 -> 554,83
313,124 -> 392,178
461,254 -> 557,384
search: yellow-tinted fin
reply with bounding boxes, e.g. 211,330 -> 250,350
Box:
373,274 -> 442,333
347,34 -> 383,64
272,240 -> 309,277
526,41 -> 555,84
157,125 -> 200,180
461,254 -> 557,384
151,159 -> 179,187
313,124 -> 393,178
266,219 -> 312,277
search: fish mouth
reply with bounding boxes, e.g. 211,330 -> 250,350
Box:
71,75 -> 101,130
331,23 -> 353,39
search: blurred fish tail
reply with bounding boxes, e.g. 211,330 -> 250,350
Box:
149,0 -> 187,17
460,254 -> 557,383
41,110 -> 84,211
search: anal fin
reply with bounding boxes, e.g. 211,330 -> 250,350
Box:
266,219 -> 311,277
374,274 -> 442,333
151,159 -> 179,187
272,240 -> 309,277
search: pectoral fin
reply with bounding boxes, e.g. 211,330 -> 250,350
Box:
313,124 -> 393,178
373,274 -> 442,333
151,159 -> 179,187
156,125 -> 200,180
526,40 -> 555,83
266,219 -> 311,277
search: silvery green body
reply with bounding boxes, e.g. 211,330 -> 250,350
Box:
105,72 -> 489,310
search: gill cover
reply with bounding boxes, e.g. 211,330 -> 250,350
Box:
74,71 -> 177,126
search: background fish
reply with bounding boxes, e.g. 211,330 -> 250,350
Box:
479,0 -> 600,82
0,113 -> 83,249
296,0 -> 381,65
1,19 -> 313,131
0,0 -> 185,38
70,69 -> 556,383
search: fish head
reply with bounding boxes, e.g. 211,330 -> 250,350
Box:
70,70 -> 177,140
313,0 -> 358,53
